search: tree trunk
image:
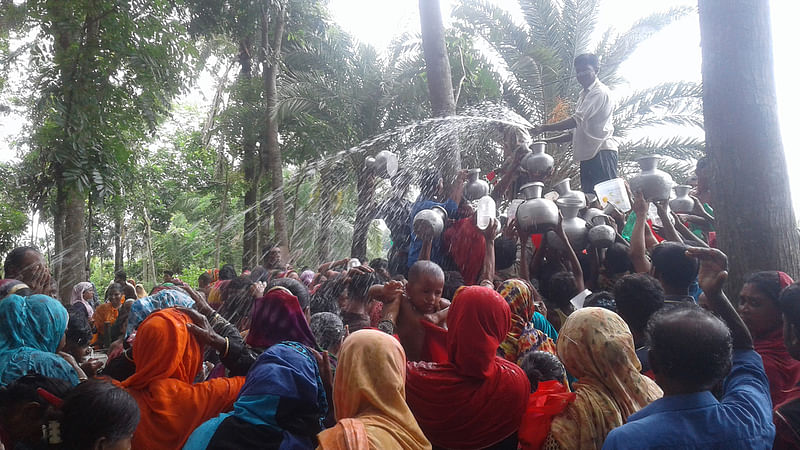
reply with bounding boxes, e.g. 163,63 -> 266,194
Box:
58,188 -> 86,302
419,0 -> 460,185
114,213 -> 123,272
142,207 -> 156,286
698,0 -> 800,296
238,34 -> 261,270
52,182 -> 65,283
215,161 -> 230,269
351,166 -> 376,261
288,163 -> 306,249
262,3 -> 289,258
316,169 -> 333,265
259,174 -> 273,266
85,195 -> 92,278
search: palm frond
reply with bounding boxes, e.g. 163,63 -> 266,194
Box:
557,0 -> 599,97
613,81 -> 702,135
619,136 -> 705,163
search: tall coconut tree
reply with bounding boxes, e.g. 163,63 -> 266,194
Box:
453,0 -> 705,185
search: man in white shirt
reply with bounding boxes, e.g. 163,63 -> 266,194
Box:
532,53 -> 618,193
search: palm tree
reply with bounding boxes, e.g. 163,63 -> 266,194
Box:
452,0 -> 705,185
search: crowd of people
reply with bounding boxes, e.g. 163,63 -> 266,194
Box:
0,53 -> 796,450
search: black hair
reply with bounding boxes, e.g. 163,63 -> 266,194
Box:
105,283 -> 124,300
310,275 -> 346,315
219,264 -> 237,281
248,265 -> 270,283
696,156 -> 709,171
310,312 -> 344,352
0,374 -> 72,413
3,246 -> 39,278
198,272 -> 212,286
743,271 -> 783,305
779,282 -> 800,330
574,53 -> 599,71
418,168 -> 443,200
270,277 -> 311,310
114,270 -> 127,281
218,276 -> 256,328
604,243 -> 633,275
518,351 -> 566,392
66,309 -> 93,348
60,380 -> 140,450
369,258 -> 388,271
647,303 -> 732,392
614,273 -> 665,334
347,270 -> 381,305
650,242 -> 698,291
163,269 -> 174,276
494,236 -> 517,271
547,271 -> 579,309
584,291 -> 617,313
443,270 -> 464,301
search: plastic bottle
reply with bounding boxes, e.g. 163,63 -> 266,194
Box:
476,196 -> 496,230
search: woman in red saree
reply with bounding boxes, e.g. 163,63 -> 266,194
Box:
739,271 -> 800,406
406,285 -> 530,449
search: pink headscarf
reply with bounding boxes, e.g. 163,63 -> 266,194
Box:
70,282 -> 94,317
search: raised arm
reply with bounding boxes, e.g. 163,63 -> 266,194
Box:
630,191 -> 652,273
686,247 -> 752,350
554,213 -> 585,292
654,200 -> 682,243
478,218 -> 499,286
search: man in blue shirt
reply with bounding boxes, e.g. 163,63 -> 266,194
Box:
406,168 -> 467,269
604,247 -> 775,449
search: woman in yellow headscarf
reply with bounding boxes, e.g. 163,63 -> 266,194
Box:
545,307 -> 662,449
317,329 -> 430,450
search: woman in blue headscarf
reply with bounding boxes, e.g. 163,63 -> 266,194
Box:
0,294 -> 80,387
183,341 -> 328,449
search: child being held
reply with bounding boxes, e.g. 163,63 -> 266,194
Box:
517,351 -> 575,450
376,260 -> 450,362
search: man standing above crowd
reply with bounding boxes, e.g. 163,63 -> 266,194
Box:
531,53 -> 618,193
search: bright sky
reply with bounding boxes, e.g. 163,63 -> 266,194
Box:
1,0 -> 799,208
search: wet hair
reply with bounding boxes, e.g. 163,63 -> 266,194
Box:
650,242 -> 698,291
696,156 -> 709,172
3,246 -> 39,278
779,282 -> 800,330
105,283 -> 124,300
310,312 -> 344,352
408,260 -> 445,285
443,270 -> 464,301
574,53 -> 599,71
218,276 -> 256,328
494,237 -> 517,271
584,291 -> 617,313
347,270 -> 381,305
418,168 -> 443,199
219,264 -> 237,280
198,272 -> 212,287
647,303 -> 732,392
743,271 -> 783,305
614,273 -> 665,334
518,351 -> 566,392
310,275 -> 346,315
248,265 -> 270,283
270,277 -> 310,310
547,271 -> 579,309
60,380 -> 140,450
604,243 -> 633,275
0,374 -> 72,414
66,309 -> 93,348
114,270 -> 127,281
369,258 -> 388,272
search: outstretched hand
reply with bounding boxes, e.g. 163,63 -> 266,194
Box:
685,247 -> 728,297
632,190 -> 649,217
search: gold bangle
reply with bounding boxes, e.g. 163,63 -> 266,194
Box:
221,337 -> 230,358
